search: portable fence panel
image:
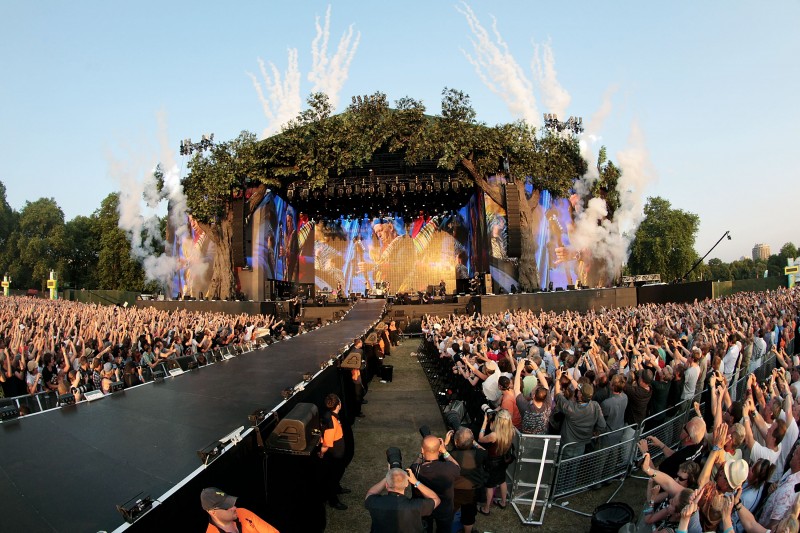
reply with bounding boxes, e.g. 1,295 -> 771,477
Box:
552,424 -> 638,499
510,431 -> 560,526
639,401 -> 692,462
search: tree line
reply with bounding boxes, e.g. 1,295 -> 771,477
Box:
0,183 -> 160,293
626,196 -> 797,283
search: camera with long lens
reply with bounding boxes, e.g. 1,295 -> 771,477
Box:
71,384 -> 89,394
481,403 -> 496,414
386,447 -> 403,470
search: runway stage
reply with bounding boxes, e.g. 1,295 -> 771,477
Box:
0,299 -> 386,533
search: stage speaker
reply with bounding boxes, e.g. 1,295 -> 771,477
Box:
267,402 -> 320,452
566,285 -> 576,291
232,196 -> 246,268
505,184 -> 522,257
340,351 -> 363,370
484,273 -> 492,293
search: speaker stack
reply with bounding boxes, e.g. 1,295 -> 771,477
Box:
505,183 -> 522,258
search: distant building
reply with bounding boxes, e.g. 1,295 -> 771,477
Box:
752,243 -> 771,261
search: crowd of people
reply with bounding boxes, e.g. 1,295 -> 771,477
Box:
372,286 -> 800,533
0,296 -> 288,405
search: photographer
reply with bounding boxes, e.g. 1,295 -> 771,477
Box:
365,467 -> 439,533
410,434 -> 460,533
448,428 -> 488,533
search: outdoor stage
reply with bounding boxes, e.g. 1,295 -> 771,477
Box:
0,299 -> 386,533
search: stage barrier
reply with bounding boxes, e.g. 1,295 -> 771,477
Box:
0,339 -> 268,418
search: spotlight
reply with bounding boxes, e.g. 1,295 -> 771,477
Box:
116,493 -> 153,524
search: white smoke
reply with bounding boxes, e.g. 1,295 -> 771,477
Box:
457,3 -> 540,126
570,121 -> 656,280
249,5 -> 359,138
308,5 -> 361,110
458,4 -> 656,281
531,40 -> 570,119
113,114 -> 209,293
248,51 -> 302,138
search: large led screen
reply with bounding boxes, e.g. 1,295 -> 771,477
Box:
314,195 -> 483,295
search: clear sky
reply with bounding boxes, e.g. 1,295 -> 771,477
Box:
1,1 -> 798,263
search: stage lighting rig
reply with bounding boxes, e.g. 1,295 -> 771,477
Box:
179,133 -> 215,156
543,114 -> 583,134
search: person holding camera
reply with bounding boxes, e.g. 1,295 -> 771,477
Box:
446,427 -> 488,533
478,408 -> 515,514
364,467 -> 439,533
410,434 -> 460,533
553,368 -> 607,459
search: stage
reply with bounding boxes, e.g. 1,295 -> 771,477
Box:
0,299 -> 386,533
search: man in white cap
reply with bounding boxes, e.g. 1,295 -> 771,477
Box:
200,486 -> 279,533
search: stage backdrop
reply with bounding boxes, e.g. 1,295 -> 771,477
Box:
167,183 -> 617,298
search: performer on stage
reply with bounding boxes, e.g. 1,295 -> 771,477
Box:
438,279 -> 446,296
279,211 -> 299,282
359,220 -> 415,293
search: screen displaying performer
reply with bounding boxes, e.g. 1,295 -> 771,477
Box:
167,214 -> 216,299
253,192 -> 314,283
312,198 -> 482,296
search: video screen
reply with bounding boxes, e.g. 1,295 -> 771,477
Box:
313,195 -> 483,295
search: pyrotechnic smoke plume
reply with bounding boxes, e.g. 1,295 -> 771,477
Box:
457,3 -> 540,126
459,4 -> 656,279
308,5 -> 360,110
248,51 -> 302,138
250,5 -> 359,138
531,40 -> 570,120
114,115 -> 209,292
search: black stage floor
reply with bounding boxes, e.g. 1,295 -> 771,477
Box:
0,299 -> 386,533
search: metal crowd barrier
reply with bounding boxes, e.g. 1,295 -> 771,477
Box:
509,353 -> 781,526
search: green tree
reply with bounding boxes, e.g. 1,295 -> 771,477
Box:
779,242 -> 798,260
0,181 -> 20,282
64,215 -> 99,289
96,193 -> 147,290
707,258 -> 733,281
593,146 -> 621,217
627,197 -> 700,282
8,198 -> 67,290
766,254 -> 786,278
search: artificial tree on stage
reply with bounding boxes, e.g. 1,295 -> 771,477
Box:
183,88 -> 620,297
182,132 -> 275,299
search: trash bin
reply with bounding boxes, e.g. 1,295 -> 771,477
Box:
590,502 -> 634,533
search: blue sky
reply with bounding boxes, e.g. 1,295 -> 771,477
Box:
1,1 -> 798,263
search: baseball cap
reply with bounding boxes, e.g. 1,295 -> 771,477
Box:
200,487 -> 237,511
103,362 -> 113,372
27,360 -> 37,372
